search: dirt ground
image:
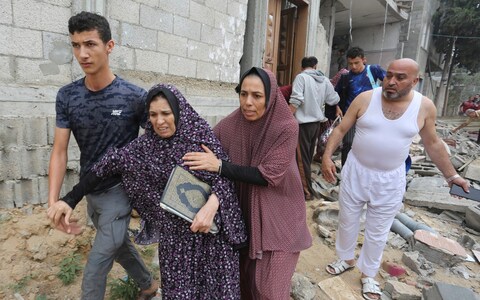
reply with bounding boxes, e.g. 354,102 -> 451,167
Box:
0,186 -> 479,299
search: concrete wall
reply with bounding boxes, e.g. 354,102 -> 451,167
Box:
400,0 -> 440,100
350,22 -> 402,70
401,0 -> 440,78
0,0 -> 248,208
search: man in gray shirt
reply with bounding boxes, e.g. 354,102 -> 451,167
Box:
289,56 -> 339,200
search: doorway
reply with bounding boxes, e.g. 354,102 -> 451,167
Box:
263,0 -> 309,86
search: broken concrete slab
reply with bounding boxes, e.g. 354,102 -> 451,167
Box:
464,157 -> 480,181
451,154 -> 467,169
472,249 -> 480,263
291,272 -> 316,300
404,177 -> 479,213
401,251 -> 435,277
314,223 -> 331,238
423,282 -> 479,300
317,276 -> 363,300
413,230 -> 468,267
466,205 -> 480,232
437,210 -> 464,224
388,232 -> 408,249
314,202 -> 340,228
450,265 -> 473,279
383,280 -> 422,300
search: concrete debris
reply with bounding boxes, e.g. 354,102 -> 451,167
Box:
413,230 -> 468,267
449,265 -> 473,279
472,249 -> 480,263
404,177 -> 479,213
314,203 -> 340,228
464,157 -> 480,181
423,282 -> 479,300
290,272 -> 316,300
383,280 -> 422,300
466,205 -> 480,232
317,276 -> 363,300
401,251 -> 435,277
457,234 -> 480,250
306,121 -> 480,297
388,232 -> 409,249
437,210 -> 464,224
314,223 -> 332,238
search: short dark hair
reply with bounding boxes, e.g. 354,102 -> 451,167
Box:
346,47 -> 365,59
68,11 -> 111,43
301,56 -> 318,68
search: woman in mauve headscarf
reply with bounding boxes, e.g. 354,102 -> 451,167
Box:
47,84 -> 247,300
183,67 -> 312,299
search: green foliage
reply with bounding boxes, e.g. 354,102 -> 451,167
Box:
140,245 -> 156,260
108,276 -> 139,300
57,253 -> 83,285
432,0 -> 480,73
11,275 -> 32,292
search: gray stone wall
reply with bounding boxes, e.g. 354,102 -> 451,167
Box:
0,0 -> 248,208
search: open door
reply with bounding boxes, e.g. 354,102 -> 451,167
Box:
263,0 -> 281,72
276,7 -> 296,86
263,0 -> 307,84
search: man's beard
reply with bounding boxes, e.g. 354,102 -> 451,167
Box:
382,87 -> 411,100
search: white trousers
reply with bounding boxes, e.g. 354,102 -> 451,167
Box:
336,153 -> 405,277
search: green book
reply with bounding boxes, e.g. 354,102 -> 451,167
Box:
160,166 -> 219,234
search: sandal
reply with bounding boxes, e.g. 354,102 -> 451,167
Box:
325,259 -> 355,275
361,277 -> 381,300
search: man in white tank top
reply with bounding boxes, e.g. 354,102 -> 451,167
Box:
320,58 -> 469,300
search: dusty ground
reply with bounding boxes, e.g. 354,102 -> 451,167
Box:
0,183 -> 479,299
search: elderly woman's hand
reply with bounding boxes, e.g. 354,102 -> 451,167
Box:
182,144 -> 221,173
190,193 -> 219,233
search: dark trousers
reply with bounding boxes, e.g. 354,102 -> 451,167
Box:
297,122 -> 321,199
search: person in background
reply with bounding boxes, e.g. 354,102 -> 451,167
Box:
279,84 -> 292,103
335,47 -> 386,166
336,49 -> 347,71
46,11 -> 157,299
183,67 -> 312,299
451,108 -> 480,133
322,58 -> 469,300
313,67 -> 349,162
459,95 -> 479,115
48,84 -> 248,299
289,56 -> 339,200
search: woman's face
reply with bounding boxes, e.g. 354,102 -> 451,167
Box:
239,75 -> 267,121
149,96 -> 176,138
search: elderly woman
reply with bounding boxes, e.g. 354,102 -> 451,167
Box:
183,67 -> 312,299
48,84 -> 247,300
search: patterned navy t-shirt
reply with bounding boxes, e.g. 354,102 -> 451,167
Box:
335,64 -> 385,112
56,76 -> 146,192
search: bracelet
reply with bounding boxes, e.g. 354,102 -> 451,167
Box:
446,174 -> 461,183
218,159 -> 222,175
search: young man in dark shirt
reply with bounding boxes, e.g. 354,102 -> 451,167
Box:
47,12 -> 157,299
335,47 -> 386,165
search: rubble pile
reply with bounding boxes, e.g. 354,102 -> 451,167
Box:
304,120 -> 480,300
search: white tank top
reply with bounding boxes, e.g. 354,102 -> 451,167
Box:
351,87 -> 421,171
